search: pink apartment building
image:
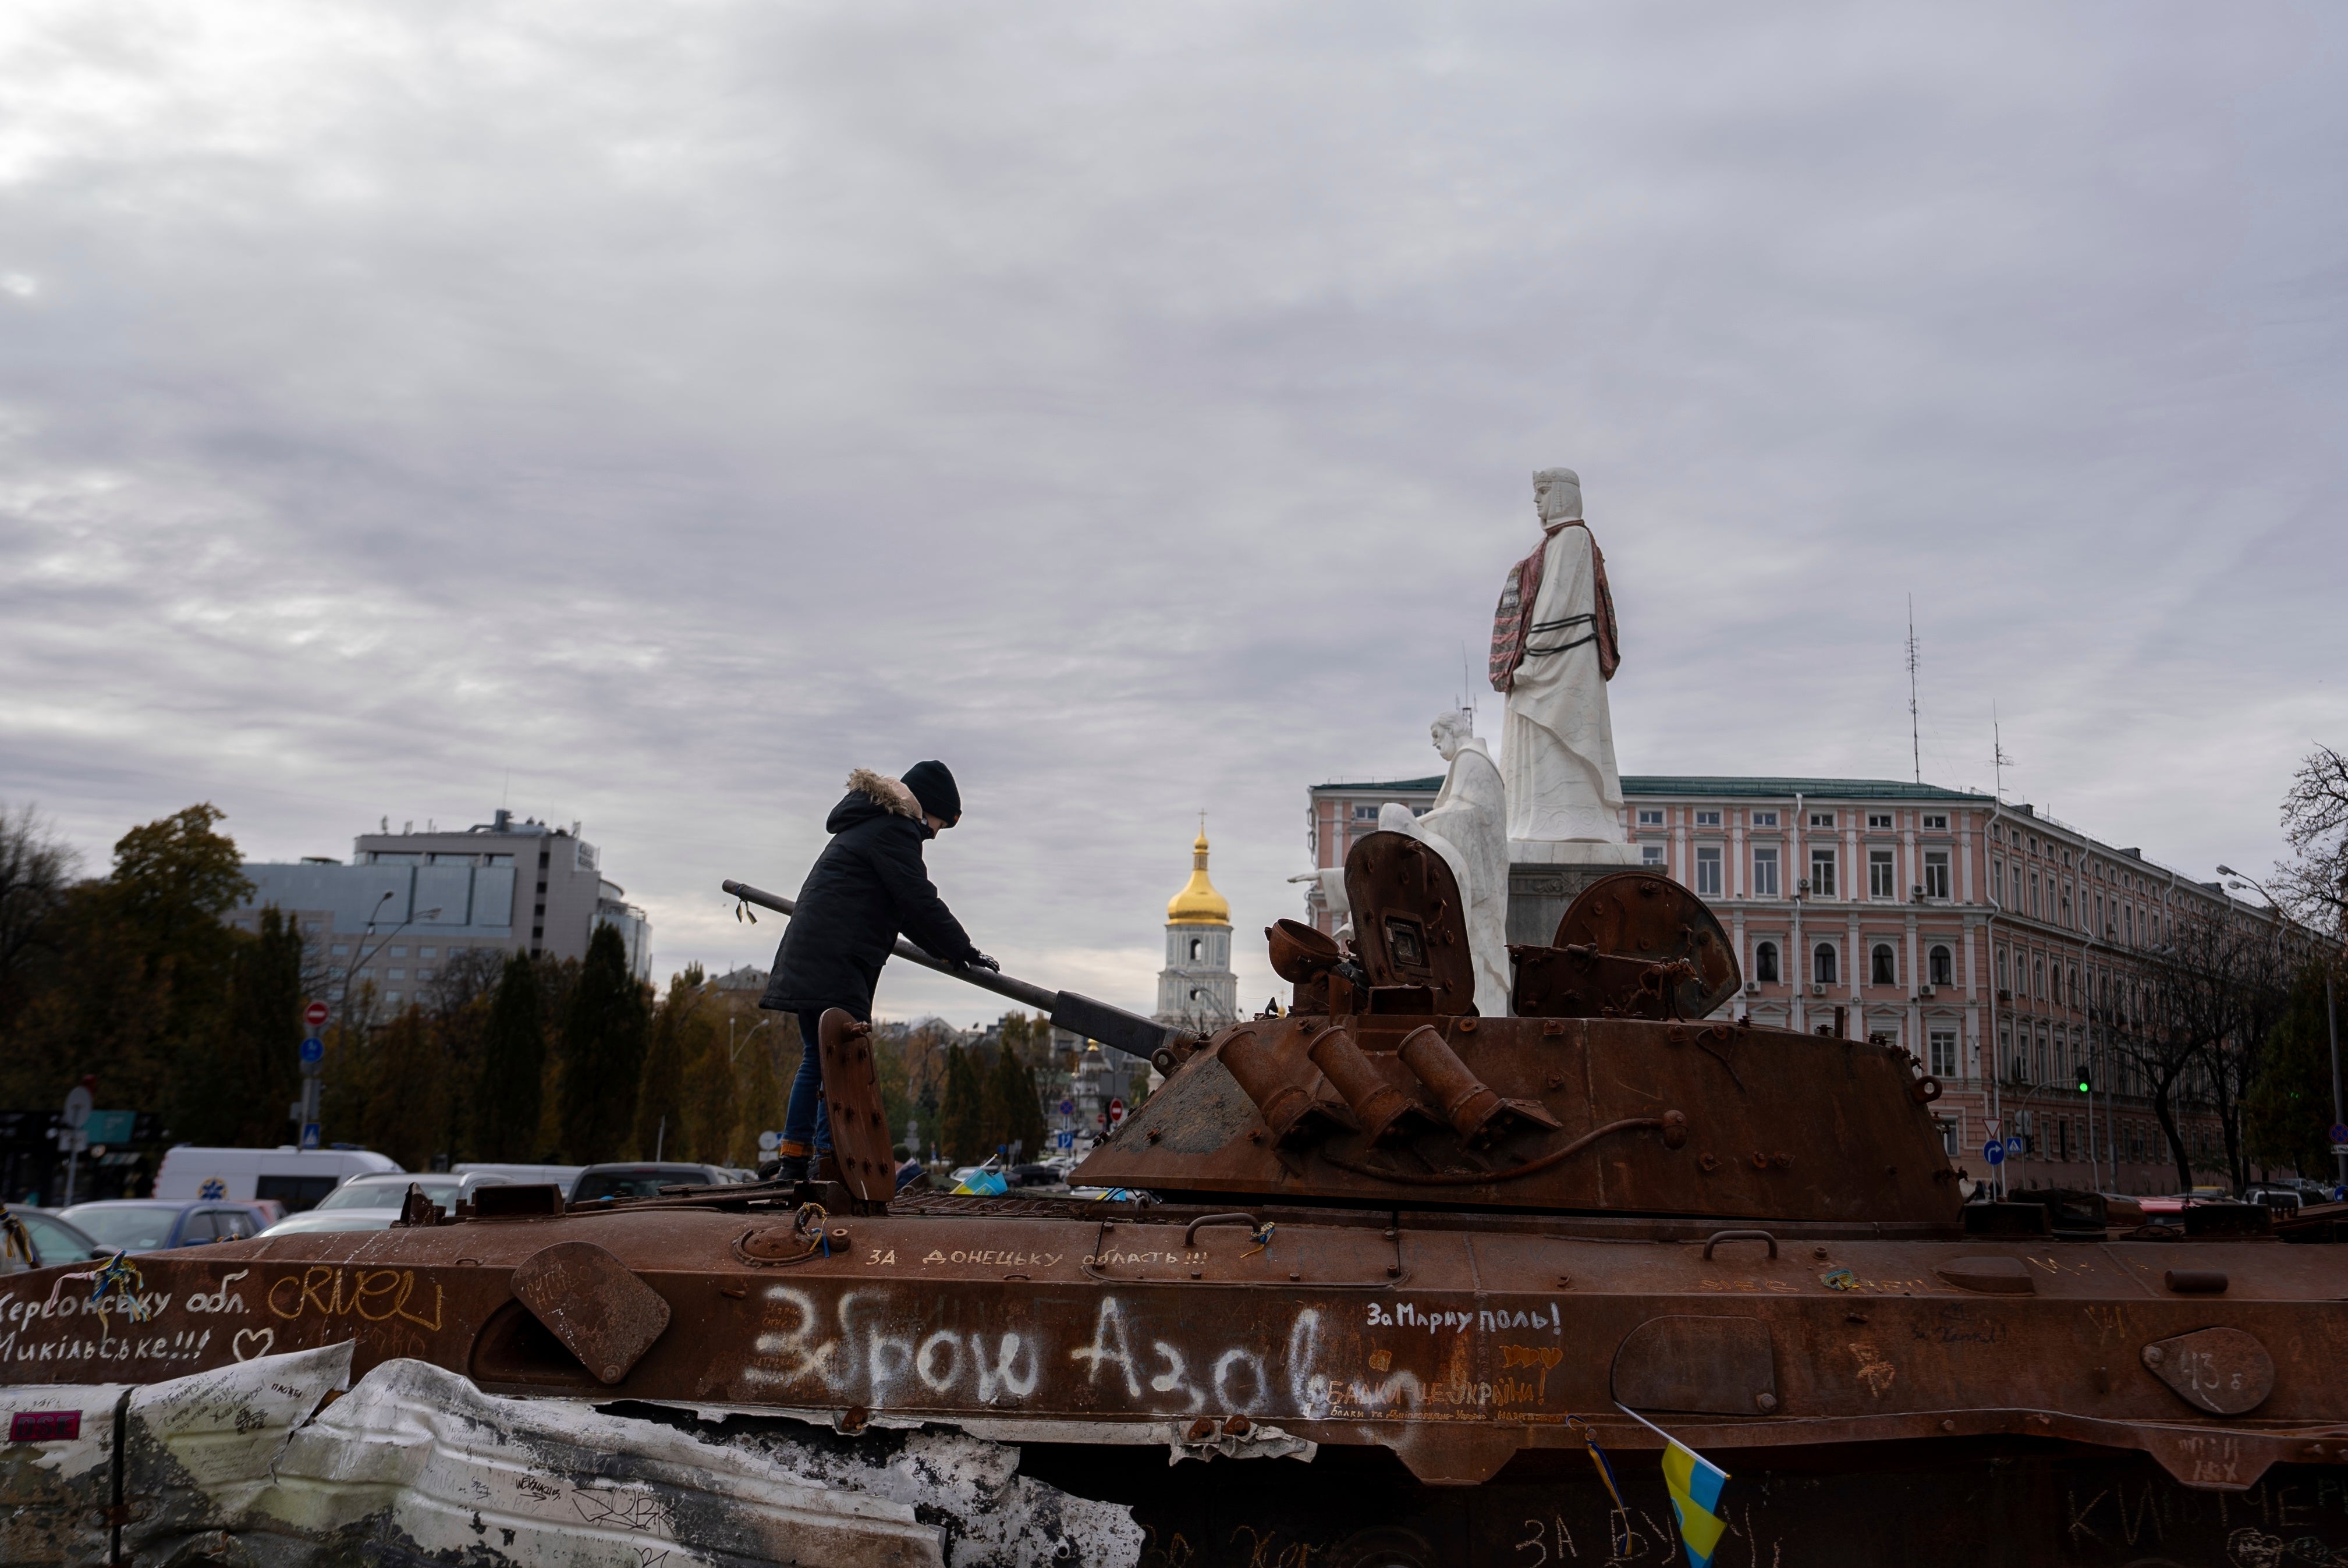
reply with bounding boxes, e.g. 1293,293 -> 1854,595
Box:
1304,774 -> 2251,1195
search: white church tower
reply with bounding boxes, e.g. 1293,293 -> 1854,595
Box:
1155,821 -> 1238,1034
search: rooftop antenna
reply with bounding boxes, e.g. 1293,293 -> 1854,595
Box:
1993,705 -> 2014,804
1906,595 -> 1921,786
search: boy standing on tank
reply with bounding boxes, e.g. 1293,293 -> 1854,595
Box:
759,761 -> 995,1182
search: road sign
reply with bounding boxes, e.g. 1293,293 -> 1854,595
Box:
299,1037 -> 325,1065
61,1084 -> 93,1131
1108,1098 -> 1126,1126
1982,1139 -> 2005,1167
1983,1118 -> 1999,1137
2332,1143 -> 2348,1158
300,1122 -> 321,1151
304,1001 -> 330,1029
758,1131 -> 781,1154
2005,1136 -> 2025,1158
81,1109 -> 134,1145
1059,1099 -> 1074,1116
2331,1122 -> 2348,1145
1057,1130 -> 1073,1149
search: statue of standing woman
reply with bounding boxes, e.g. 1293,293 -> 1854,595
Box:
1489,468 -> 1634,857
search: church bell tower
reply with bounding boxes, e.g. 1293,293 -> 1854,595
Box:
1155,820 -> 1238,1034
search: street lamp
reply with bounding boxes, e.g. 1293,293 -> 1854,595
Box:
730,1016 -> 773,1066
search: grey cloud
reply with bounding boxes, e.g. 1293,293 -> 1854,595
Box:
2,1 -> 2343,1021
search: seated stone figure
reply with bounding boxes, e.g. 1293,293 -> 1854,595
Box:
1375,710 -> 1511,1017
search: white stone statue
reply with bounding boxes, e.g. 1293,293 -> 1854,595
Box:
1489,467 -> 1638,864
1375,710 -> 1511,1016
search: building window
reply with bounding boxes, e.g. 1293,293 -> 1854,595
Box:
2034,957 -> 2045,999
1752,847 -> 1780,897
1922,814 -> 1948,830
387,968 -> 405,980
1996,946 -> 2008,991
1871,943 -> 1897,986
1813,943 -> 1838,985
418,967 -> 434,980
390,945 -> 407,957
1923,850 -> 1949,900
1868,849 -> 1895,899
1637,808 -> 1665,826
1810,811 -> 1835,829
1928,1029 -> 1958,1078
1867,813 -> 1893,829
1694,810 -> 1721,827
1929,945 -> 1953,987
1189,938 -> 1202,961
1752,810 -> 1778,827
1642,844 -> 1666,867
2028,873 -> 2040,917
1754,941 -> 1780,982
1809,848 -> 1836,897
1694,846 -> 1722,896
1352,805 -> 1378,822
331,945 -> 349,956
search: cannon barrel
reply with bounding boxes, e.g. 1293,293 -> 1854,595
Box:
722,878 -> 1189,1063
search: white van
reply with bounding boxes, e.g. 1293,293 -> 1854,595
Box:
153,1147 -> 403,1214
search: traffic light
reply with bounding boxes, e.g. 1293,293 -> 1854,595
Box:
2076,1069 -> 2092,1095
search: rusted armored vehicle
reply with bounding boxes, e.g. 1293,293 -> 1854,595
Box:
3,835 -> 2343,1567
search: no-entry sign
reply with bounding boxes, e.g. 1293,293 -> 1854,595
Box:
304,1001 -> 330,1029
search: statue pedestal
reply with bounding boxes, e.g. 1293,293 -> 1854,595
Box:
1506,840 -> 1643,945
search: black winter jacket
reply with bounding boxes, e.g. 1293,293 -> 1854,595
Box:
761,770 -> 983,1014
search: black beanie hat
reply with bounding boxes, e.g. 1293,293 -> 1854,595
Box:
902,760 -> 960,824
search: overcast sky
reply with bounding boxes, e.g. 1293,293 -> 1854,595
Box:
3,3 -> 2343,1024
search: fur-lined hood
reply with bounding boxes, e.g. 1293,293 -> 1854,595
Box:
844,768 -> 923,821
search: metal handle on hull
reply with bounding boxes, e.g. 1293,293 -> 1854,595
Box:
1701,1229 -> 1779,1261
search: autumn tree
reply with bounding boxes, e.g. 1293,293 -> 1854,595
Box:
2245,957 -> 2346,1180
555,924 -> 650,1162
2275,744 -> 2348,934
0,803 -> 77,1034
984,1040 -> 1048,1161
178,906 -> 306,1148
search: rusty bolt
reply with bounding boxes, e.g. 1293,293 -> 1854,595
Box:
1457,1017 -> 1477,1034
1545,1074 -> 1565,1091
1755,1393 -> 1778,1413
719,1283 -> 747,1299
1751,1151 -> 1770,1170
1292,1271 -> 1303,1281
1698,1152 -> 1721,1173
839,1406 -> 870,1434
1248,1130 -> 1264,1144
1146,1127 -> 1162,1143
602,1364 -> 622,1381
2143,1346 -> 2165,1367
1813,1246 -> 1830,1261
1222,1414 -> 1253,1437
1942,1420 -> 1957,1433
1773,1152 -> 1794,1169
1187,1417 -> 1218,1442
1383,1228 -> 1398,1240
1385,1263 -> 1400,1277
1542,1020 -> 1566,1036
1190,1269 -> 1202,1279
1662,1111 -> 1690,1150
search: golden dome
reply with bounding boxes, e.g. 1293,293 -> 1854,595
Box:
1166,827 -> 1230,926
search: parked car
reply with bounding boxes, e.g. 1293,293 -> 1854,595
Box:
59,1199 -> 268,1254
154,1146 -> 403,1214
258,1172 -> 510,1237
2,1205 -> 106,1272
568,1163 -> 741,1203
452,1162 -> 584,1191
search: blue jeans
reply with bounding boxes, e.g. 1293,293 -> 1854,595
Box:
781,1005 -> 860,1157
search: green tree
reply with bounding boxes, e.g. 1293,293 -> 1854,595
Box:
2245,959 -> 2345,1180
180,906 -> 305,1148
985,1040 -> 1048,1161
473,953 -> 545,1161
633,966 -> 704,1161
938,1044 -> 986,1163
351,1005 -> 451,1171
2,804 -> 249,1120
555,924 -> 650,1162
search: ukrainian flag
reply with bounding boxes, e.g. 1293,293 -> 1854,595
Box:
1660,1438 -> 1729,1568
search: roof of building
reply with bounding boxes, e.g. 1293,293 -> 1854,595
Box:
1166,829 -> 1231,926
1312,774 -> 1995,803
